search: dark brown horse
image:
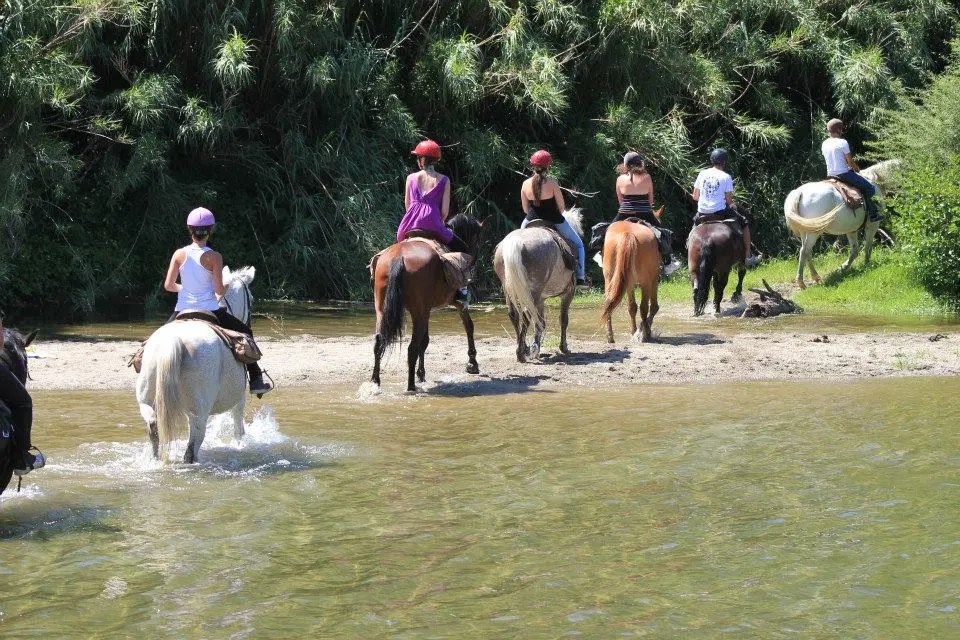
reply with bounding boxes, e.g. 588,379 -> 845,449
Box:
371,214 -> 484,391
686,221 -> 746,316
1,327 -> 38,496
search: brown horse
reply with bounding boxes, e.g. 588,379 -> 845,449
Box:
600,220 -> 661,342
686,220 -> 745,316
371,214 -> 484,391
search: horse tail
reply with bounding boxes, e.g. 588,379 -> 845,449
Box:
784,188 -> 804,236
601,230 -> 638,325
694,241 -> 715,316
153,335 -> 187,458
501,233 -> 541,331
379,257 -> 406,349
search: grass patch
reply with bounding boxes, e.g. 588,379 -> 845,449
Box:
572,248 -> 947,316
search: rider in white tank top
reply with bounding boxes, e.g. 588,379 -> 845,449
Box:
175,244 -> 220,312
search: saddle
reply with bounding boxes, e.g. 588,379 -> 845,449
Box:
694,212 -> 742,228
127,313 -> 262,374
824,177 -> 864,211
367,237 -> 474,290
590,219 -> 671,256
524,219 -> 576,270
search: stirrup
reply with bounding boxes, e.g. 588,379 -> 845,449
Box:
250,370 -> 275,399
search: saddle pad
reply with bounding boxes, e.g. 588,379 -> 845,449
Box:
368,239 -> 474,290
127,319 -> 260,373
524,222 -> 576,270
824,178 -> 864,210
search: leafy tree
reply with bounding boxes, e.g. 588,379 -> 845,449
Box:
0,0 -> 956,317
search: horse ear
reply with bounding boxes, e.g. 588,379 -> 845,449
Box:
479,216 -> 489,228
24,329 -> 38,347
654,206 -> 664,221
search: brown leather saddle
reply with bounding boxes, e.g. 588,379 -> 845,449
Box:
524,219 -> 576,270
824,177 -> 864,211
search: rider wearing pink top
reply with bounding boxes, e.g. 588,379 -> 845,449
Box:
396,140 -> 471,304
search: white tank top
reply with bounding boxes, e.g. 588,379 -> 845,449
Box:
175,245 -> 220,312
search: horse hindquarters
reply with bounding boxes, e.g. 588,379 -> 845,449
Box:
148,336 -> 187,461
372,256 -> 406,384
693,240 -> 716,316
499,235 -> 539,361
601,231 -> 639,342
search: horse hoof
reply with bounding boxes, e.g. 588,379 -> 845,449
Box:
529,347 -> 540,360
559,345 -> 570,355
795,278 -> 807,290
731,293 -> 743,304
465,363 -> 480,375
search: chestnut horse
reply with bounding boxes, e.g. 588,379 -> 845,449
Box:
687,221 -> 746,316
371,214 -> 484,391
600,220 -> 661,343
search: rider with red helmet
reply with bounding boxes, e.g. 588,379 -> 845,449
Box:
397,140 -> 471,304
520,150 -> 587,286
163,207 -> 272,394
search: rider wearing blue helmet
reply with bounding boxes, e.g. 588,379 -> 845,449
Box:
692,149 -> 758,266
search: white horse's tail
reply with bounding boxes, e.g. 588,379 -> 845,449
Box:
785,186 -> 847,236
501,233 -> 542,333
153,336 -> 186,458
783,188 -> 804,236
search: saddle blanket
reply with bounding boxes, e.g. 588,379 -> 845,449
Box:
368,238 -> 474,290
824,177 -> 864,211
127,315 -> 261,374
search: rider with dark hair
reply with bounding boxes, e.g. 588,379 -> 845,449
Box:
822,119 -> 880,222
163,207 -> 272,395
397,139 -> 471,305
614,151 -> 679,275
692,149 -> 758,266
0,312 -> 45,476
520,150 -> 587,286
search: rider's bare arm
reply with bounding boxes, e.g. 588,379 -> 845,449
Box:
520,181 -> 531,215
441,178 -> 451,221
201,250 -> 227,297
725,192 -> 734,207
844,152 -> 860,172
404,174 -> 412,211
647,175 -> 655,206
163,250 -> 184,293
554,179 -> 567,213
692,188 -> 701,202
616,176 -> 625,204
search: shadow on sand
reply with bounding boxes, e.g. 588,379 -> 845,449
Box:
656,333 -> 727,346
428,375 -> 556,397
538,348 -> 631,365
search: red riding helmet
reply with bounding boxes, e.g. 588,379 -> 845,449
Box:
411,139 -> 442,159
529,149 -> 552,168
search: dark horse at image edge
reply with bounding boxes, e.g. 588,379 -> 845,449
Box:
1,328 -> 38,496
371,214 -> 485,391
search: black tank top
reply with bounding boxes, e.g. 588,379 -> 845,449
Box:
525,197 -> 564,224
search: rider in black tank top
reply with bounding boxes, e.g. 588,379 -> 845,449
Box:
525,197 -> 565,225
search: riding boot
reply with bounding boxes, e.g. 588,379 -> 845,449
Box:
247,362 -> 272,395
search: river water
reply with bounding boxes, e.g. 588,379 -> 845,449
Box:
2,376 -> 959,637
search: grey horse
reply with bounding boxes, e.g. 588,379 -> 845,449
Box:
493,209 -> 584,362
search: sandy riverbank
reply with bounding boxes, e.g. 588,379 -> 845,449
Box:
26,326 -> 960,392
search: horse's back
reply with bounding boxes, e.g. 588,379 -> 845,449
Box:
788,182 -> 864,235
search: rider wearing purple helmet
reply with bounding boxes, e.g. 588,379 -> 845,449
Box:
163,207 -> 272,395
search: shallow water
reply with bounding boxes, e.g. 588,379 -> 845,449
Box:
40,299 -> 960,342
2,378 -> 959,637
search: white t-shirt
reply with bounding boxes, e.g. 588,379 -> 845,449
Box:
694,168 -> 734,214
821,137 -> 851,176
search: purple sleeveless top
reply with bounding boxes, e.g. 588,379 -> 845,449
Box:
396,174 -> 454,244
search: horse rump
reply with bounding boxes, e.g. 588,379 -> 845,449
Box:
152,335 -> 187,458
693,241 -> 715,316
601,230 -> 640,324
500,233 -> 542,331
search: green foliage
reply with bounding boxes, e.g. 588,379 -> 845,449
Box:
872,43 -> 960,307
0,0 -> 956,319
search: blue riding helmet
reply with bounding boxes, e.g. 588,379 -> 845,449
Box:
709,148 -> 728,166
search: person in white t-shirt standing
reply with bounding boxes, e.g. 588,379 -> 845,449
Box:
821,118 -> 879,221
692,149 -> 757,266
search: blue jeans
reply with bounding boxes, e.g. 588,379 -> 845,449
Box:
521,218 -> 586,280
833,171 -> 878,217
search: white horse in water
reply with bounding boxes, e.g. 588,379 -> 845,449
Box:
784,159 -> 900,288
136,266 -> 255,463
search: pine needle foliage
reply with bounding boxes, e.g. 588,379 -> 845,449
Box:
0,0 -> 956,317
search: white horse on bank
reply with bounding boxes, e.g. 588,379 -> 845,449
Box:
136,266 -> 255,463
783,159 -> 900,288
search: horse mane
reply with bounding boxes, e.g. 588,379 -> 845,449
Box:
223,266 -> 256,287
562,207 -> 584,237
861,159 -> 902,191
2,328 -> 30,381
447,213 -> 483,244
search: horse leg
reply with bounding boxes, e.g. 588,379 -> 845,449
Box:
184,414 -> 207,464
148,421 -> 159,460
529,300 -> 545,360
638,291 -> 652,343
863,219 -> 880,265
842,231 -> 860,270
416,329 -> 429,383
459,306 -> 480,374
649,283 -> 659,335
713,271 -> 729,316
371,331 -> 386,385
407,317 -> 426,392
508,304 -> 528,363
731,264 -> 746,303
558,290 -> 573,355
230,402 -> 245,445
796,233 -> 818,288
627,288 -> 639,339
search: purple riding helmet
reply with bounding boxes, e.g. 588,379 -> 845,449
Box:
186,207 -> 216,227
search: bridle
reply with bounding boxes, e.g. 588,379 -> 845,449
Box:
223,279 -> 253,327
